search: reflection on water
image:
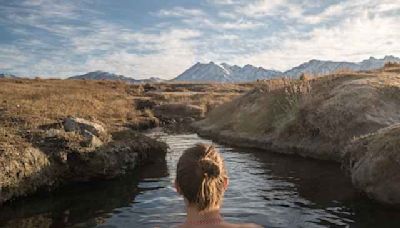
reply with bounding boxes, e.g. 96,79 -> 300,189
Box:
1,130 -> 400,227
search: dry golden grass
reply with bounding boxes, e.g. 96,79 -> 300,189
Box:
202,78 -> 311,134
0,79 -> 141,130
198,67 -> 400,161
0,79 -> 251,136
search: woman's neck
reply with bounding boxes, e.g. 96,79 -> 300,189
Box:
185,206 -> 223,225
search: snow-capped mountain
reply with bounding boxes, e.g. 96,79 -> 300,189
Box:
68,71 -> 164,83
283,55 -> 400,77
174,56 -> 400,82
174,62 -> 281,82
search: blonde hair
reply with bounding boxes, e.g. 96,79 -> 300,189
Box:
176,143 -> 227,211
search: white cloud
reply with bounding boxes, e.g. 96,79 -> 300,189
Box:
207,0 -> 237,5
231,10 -> 400,70
181,16 -> 263,30
42,28 -> 200,78
0,46 -> 29,69
236,0 -> 288,18
155,6 -> 205,18
83,29 -> 200,78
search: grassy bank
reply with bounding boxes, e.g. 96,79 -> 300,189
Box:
194,65 -> 400,161
193,65 -> 400,206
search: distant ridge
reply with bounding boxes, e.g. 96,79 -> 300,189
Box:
68,71 -> 164,83
0,73 -> 18,79
283,55 -> 400,77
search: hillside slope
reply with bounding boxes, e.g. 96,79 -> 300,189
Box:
194,66 -> 400,161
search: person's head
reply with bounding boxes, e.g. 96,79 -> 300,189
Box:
175,143 -> 228,212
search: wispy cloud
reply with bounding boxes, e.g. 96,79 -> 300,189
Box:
0,0 -> 399,78
206,0 -> 238,5
155,6 -> 206,18
231,8 -> 400,70
235,0 -> 288,18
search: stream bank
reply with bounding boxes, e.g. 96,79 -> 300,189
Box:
0,117 -> 167,205
192,68 -> 400,206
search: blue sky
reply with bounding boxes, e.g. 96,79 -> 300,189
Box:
0,0 -> 399,79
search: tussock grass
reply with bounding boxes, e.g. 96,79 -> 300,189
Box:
203,78 -> 311,134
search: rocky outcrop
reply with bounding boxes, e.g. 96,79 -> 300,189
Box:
66,130 -> 167,181
343,124 -> 400,206
0,118 -> 168,205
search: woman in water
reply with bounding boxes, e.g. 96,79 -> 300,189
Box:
175,143 -> 262,228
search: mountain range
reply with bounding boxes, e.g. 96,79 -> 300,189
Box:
283,55 -> 400,77
5,55 -> 396,83
175,55 -> 400,82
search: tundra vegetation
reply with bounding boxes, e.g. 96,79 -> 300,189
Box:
1,63 -> 400,207
0,79 -> 251,204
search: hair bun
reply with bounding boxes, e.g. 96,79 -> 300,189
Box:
199,159 -> 220,178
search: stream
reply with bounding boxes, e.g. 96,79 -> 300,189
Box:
1,129 -> 400,227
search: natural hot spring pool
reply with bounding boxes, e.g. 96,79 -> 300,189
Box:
1,130 -> 400,227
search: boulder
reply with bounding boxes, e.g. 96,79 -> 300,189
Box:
63,117 -> 107,139
343,124 -> 400,206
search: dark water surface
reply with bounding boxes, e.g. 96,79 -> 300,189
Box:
1,130 -> 400,227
